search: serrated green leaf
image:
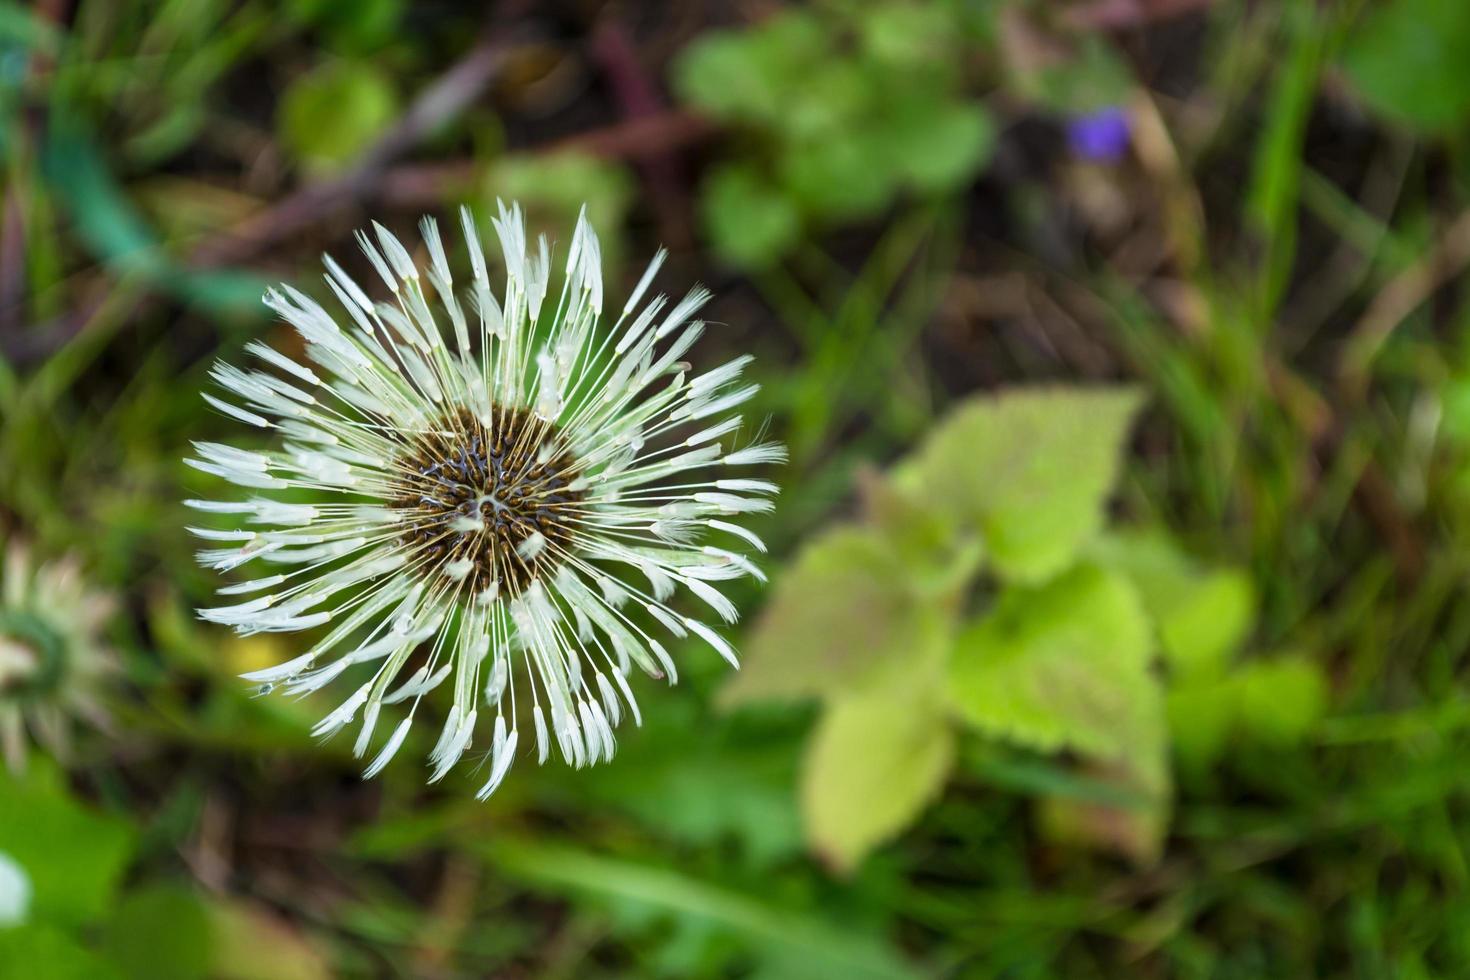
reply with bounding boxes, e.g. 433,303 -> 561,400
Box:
701,165 -> 801,269
0,764 -> 136,928
801,687 -> 953,873
947,564 -> 1159,759
857,468 -> 984,595
722,525 -> 950,706
896,386 -> 1144,582
1161,569 -> 1255,676
277,60 -> 398,175
1089,529 -> 1256,677
1341,0 -> 1470,133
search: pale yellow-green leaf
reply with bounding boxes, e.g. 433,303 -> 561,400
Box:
1167,654 -> 1328,769
857,467 -> 984,596
1234,654 -> 1328,746
721,524 -> 950,707
1158,570 -> 1255,677
1089,529 -> 1256,677
946,564 -> 1160,760
894,387 -> 1144,583
801,687 -> 954,874
1165,679 -> 1237,770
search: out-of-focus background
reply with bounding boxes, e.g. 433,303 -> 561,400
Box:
2,0 -> 1469,976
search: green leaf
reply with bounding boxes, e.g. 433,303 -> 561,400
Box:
1234,655 -> 1328,746
895,386 -> 1144,582
701,166 -> 802,269
1342,0 -> 1470,133
1168,655 -> 1328,769
882,100 -> 995,194
721,525 -> 950,707
1160,569 -> 1255,676
801,687 -> 953,873
1089,529 -> 1256,677
0,764 -> 136,928
778,132 -> 896,220
100,886 -> 214,980
947,564 -> 1159,760
858,2 -> 957,68
775,58 -> 875,142
1165,679 -> 1238,770
673,32 -> 765,119
857,468 -> 984,594
277,60 -> 398,175
0,924 -> 122,980
673,12 -> 829,124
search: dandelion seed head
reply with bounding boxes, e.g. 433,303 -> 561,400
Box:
0,540 -> 115,773
187,203 -> 780,796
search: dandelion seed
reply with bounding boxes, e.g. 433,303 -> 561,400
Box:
0,541 -> 116,773
188,203 -> 780,796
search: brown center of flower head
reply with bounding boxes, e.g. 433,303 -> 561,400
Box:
389,406 -> 584,599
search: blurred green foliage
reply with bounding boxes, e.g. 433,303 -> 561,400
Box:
730,388 -> 1327,869
0,763 -> 327,978
674,3 -> 995,267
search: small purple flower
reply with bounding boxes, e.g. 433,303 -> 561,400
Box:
1067,106 -> 1131,163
